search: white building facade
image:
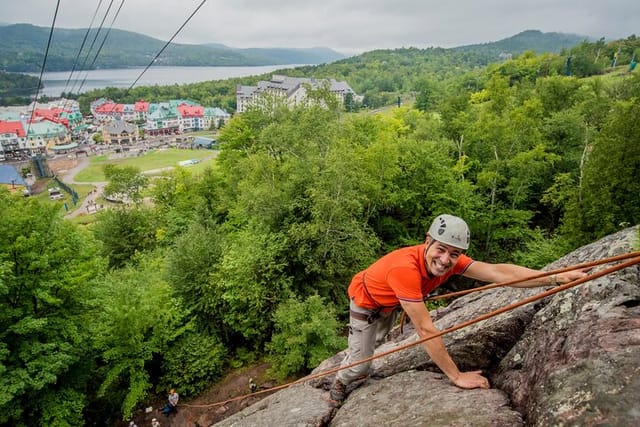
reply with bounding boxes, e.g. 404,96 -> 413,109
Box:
236,75 -> 362,113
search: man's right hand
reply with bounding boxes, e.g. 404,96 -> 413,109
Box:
452,370 -> 490,389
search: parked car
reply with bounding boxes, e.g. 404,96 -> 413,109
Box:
48,187 -> 64,200
178,159 -> 199,166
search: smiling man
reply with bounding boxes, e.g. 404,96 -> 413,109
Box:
329,214 -> 588,404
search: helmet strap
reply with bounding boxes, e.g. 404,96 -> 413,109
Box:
424,236 -> 436,278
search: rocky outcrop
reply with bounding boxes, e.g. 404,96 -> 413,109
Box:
494,229 -> 640,426
214,227 -> 640,427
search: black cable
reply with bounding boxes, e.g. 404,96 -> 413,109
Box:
27,0 -> 61,137
75,0 -> 125,95
68,0 -> 116,95
126,0 -> 209,94
61,0 -> 105,98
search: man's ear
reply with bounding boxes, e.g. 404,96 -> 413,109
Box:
425,235 -> 431,245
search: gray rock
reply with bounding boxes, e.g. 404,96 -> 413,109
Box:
331,370 -> 523,427
495,227 -> 640,426
213,383 -> 335,427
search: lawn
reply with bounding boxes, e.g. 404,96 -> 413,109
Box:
73,148 -> 217,182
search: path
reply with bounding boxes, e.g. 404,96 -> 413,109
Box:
128,363 -> 275,427
55,156 -> 107,219
55,152 -> 217,219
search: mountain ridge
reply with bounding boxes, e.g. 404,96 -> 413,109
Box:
0,23 -> 347,72
0,24 -> 590,73
451,29 -> 591,55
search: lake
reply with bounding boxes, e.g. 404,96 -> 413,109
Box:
35,65 -> 307,97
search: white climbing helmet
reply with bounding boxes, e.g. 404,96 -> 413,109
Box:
427,214 -> 470,250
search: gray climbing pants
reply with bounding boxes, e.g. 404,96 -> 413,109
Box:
335,299 -> 400,385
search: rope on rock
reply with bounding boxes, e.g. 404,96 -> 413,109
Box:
181,252 -> 640,409
427,250 -> 640,302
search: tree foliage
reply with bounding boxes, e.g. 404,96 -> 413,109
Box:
560,73 -> 640,245
103,164 -> 149,205
91,252 -> 188,420
267,295 -> 346,379
0,190 -> 104,426
92,207 -> 160,269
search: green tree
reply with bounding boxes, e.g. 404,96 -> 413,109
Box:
414,76 -> 440,111
0,190 -> 104,426
208,226 -> 293,346
159,331 -> 227,397
535,75 -> 581,114
567,40 -> 608,77
91,252 -> 187,420
165,222 -> 227,335
150,167 -> 210,244
561,75 -> 640,244
103,164 -> 149,205
267,295 -> 346,378
92,207 -> 160,269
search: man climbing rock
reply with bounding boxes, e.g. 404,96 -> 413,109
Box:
329,214 -> 589,404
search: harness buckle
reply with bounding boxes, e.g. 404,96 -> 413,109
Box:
366,308 -> 382,324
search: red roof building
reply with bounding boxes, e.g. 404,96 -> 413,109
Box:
135,101 -> 150,113
176,103 -> 205,131
0,121 -> 26,137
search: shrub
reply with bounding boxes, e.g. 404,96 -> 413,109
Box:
267,295 -> 346,379
159,332 -> 227,397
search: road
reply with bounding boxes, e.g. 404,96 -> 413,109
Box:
58,156 -> 107,219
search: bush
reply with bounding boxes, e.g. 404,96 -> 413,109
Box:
267,295 -> 346,379
512,228 -> 573,269
159,332 -> 228,397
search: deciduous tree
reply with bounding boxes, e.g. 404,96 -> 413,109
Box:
0,190 -> 104,426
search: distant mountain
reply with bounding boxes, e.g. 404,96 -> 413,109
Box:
451,30 -> 590,57
0,24 -> 346,73
202,44 -> 346,66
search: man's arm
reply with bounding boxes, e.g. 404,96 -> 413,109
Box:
463,261 -> 588,288
400,300 -> 489,389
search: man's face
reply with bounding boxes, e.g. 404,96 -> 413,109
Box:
425,237 -> 463,276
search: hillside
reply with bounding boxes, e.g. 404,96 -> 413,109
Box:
451,29 -> 589,58
0,24 -> 346,72
0,25 -> 588,74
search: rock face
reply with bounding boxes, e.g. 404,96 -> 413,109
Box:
214,227 -> 640,427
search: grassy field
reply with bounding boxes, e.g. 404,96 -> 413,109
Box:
74,148 -> 217,182
190,130 -> 218,137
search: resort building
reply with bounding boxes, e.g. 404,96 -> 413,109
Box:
144,103 -> 180,136
102,119 -> 139,146
236,74 -> 362,113
0,121 -> 27,161
204,107 -> 231,129
92,98 -> 230,135
27,120 -> 69,154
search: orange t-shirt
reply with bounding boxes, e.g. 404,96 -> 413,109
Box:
348,244 -> 474,310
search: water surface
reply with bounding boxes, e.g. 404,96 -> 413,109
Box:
34,65 -> 306,97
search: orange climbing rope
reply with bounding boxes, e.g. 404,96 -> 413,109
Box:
427,250 -> 640,302
182,251 -> 640,409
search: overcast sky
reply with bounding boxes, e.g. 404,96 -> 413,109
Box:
2,0 -> 638,55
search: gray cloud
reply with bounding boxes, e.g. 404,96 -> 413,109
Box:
2,0 -> 637,54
